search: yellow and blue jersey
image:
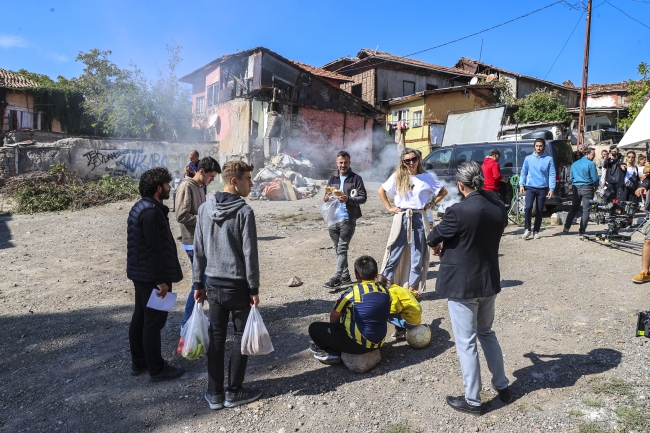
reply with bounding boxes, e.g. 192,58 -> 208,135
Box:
334,281 -> 391,349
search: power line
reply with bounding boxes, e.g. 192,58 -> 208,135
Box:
604,0 -> 650,31
334,0 -> 566,73
544,11 -> 585,80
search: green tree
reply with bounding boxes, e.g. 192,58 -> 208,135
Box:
514,89 -> 571,124
618,62 -> 650,130
73,45 -> 193,139
492,77 -> 515,105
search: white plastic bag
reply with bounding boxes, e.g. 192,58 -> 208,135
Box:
320,196 -> 345,227
177,302 -> 209,360
241,306 -> 274,356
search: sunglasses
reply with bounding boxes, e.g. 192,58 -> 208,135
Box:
402,156 -> 419,164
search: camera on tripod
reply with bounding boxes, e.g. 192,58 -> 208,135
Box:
589,199 -> 640,241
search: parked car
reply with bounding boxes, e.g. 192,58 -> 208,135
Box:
423,138 -> 573,211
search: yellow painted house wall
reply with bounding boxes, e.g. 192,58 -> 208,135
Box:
387,97 -> 431,157
424,92 -> 492,124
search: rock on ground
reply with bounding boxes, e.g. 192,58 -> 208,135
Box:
342,350 -> 381,373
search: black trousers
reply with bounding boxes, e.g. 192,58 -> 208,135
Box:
206,280 -> 251,394
129,281 -> 172,376
308,322 -> 375,355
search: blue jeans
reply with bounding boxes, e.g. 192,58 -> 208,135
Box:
383,212 -> 425,287
447,296 -> 509,406
524,187 -> 549,232
181,249 -> 195,331
388,313 -> 418,331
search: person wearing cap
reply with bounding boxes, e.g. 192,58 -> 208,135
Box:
482,149 -> 508,202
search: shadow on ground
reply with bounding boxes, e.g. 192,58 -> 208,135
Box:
0,214 -> 14,250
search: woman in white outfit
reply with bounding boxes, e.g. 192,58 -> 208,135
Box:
378,148 -> 448,295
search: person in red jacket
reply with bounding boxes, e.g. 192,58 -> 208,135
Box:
482,149 -> 508,201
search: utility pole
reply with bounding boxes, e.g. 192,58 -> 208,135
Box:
577,0 -> 593,150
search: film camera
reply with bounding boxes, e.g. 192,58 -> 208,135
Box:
589,199 -> 640,241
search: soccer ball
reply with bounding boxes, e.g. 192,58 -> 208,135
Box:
406,325 -> 431,349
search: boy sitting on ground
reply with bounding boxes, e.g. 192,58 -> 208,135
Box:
377,275 -> 422,340
308,255 -> 391,364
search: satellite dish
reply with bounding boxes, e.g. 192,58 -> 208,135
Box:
486,74 -> 497,83
469,77 -> 478,85
208,113 -> 218,127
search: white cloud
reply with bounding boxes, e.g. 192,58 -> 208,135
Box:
46,51 -> 69,62
0,34 -> 28,49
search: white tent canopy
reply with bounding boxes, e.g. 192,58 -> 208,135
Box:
618,100 -> 650,148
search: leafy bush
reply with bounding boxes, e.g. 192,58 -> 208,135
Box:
514,89 -> 571,124
8,164 -> 139,214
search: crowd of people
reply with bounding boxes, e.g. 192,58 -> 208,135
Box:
125,142 -> 648,417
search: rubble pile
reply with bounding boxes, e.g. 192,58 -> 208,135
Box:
252,152 -> 320,201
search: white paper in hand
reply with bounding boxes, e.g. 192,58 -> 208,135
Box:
146,289 -> 177,312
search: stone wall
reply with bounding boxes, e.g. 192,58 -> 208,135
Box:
0,147 -> 16,185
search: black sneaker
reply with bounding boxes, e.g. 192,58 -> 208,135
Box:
322,277 -> 341,288
340,275 -> 353,285
148,364 -> 186,382
224,387 -> 263,408
130,365 -> 147,376
496,386 -> 512,403
309,343 -> 322,354
205,391 -> 224,410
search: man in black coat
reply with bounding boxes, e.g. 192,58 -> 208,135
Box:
127,167 -> 185,382
427,161 -> 511,416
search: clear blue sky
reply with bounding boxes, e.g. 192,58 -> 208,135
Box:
2,0 -> 649,87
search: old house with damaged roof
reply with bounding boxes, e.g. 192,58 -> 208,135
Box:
454,57 -> 580,107
321,49 -> 483,109
179,47 -> 383,175
0,68 -> 64,134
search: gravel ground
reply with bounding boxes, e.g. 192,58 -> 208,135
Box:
0,185 -> 649,433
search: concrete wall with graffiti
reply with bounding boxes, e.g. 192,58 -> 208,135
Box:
16,138 -> 220,178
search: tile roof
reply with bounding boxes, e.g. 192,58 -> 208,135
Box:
288,61 -> 352,83
0,68 -> 39,89
336,49 -> 481,77
455,57 -> 576,91
587,81 -> 631,93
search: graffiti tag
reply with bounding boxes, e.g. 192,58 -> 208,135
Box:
83,149 -> 137,170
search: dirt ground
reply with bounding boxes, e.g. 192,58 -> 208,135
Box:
0,184 -> 649,433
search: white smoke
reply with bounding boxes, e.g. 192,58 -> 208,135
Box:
434,180 -> 462,213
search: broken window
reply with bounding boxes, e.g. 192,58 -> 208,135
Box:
207,83 -> 219,107
412,110 -> 422,128
426,84 -> 438,91
196,96 -> 205,114
351,84 -> 362,98
403,81 -> 415,96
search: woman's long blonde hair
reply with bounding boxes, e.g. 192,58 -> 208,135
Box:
395,148 -> 425,197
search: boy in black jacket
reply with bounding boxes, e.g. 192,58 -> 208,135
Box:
126,167 -> 185,382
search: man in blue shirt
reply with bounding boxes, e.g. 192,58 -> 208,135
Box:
563,148 -> 599,238
322,151 -> 367,288
519,138 -> 556,240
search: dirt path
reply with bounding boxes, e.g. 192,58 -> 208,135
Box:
0,188 -> 648,433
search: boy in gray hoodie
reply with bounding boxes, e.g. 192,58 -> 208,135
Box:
193,161 -> 262,410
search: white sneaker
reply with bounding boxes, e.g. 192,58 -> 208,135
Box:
533,232 -> 540,239
522,230 -> 532,240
